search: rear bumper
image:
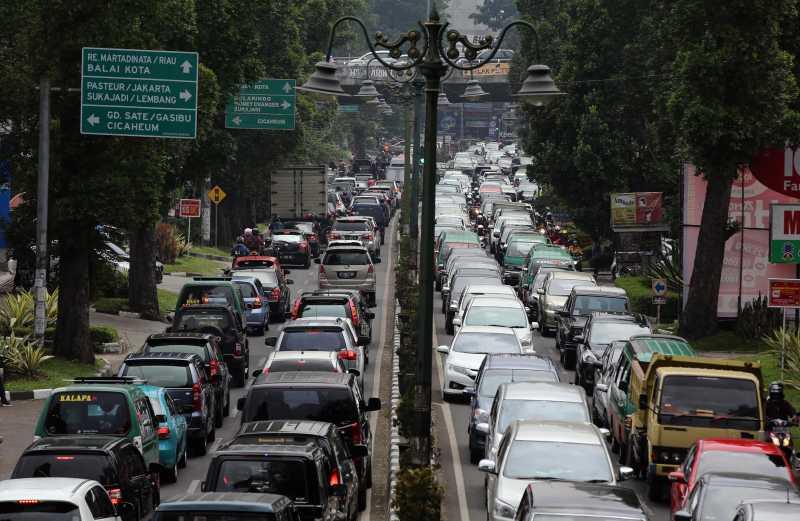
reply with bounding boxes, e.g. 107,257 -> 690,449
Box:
223,353 -> 247,370
319,279 -> 376,293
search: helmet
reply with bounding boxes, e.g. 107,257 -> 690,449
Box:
236,236 -> 244,243
769,381 -> 784,401
244,228 -> 252,236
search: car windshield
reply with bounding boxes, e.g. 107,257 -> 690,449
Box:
333,222 -> 368,231
279,329 -> 346,350
233,281 -> 258,298
574,296 -> 626,315
479,369 -> 558,398
13,454 -> 118,485
549,279 -> 588,296
214,459 -> 310,501
697,451 -> 788,482
0,501 -> 82,521
122,363 -> 192,388
245,387 -> 357,424
173,311 -> 230,332
452,333 -> 520,354
503,441 -> 611,482
659,376 -> 760,430
534,270 -> 564,290
499,400 -> 589,432
506,241 -> 537,257
269,359 -> 338,373
589,323 -> 650,345
465,306 -> 527,328
147,344 -> 208,360
299,303 -> 349,319
44,391 -> 131,435
324,251 -> 369,265
700,484 -> 790,521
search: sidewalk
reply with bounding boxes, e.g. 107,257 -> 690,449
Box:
90,310 -> 167,372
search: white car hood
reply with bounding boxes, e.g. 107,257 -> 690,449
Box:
446,351 -> 486,372
546,295 -> 568,309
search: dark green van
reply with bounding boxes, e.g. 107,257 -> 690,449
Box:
176,277 -> 247,329
34,377 -> 161,472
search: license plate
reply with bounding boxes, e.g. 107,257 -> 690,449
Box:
338,271 -> 357,279
345,235 -> 360,240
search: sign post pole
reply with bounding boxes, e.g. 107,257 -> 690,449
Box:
782,312 -> 786,380
187,215 -> 191,244
651,278 -> 667,326
206,187 -> 226,249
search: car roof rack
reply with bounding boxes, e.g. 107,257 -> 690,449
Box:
192,276 -> 233,281
68,376 -> 146,385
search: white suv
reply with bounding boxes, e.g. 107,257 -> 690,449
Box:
0,477 -> 122,521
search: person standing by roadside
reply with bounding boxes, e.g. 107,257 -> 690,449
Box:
0,354 -> 11,406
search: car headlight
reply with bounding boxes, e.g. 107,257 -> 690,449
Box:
449,364 -> 470,375
655,447 -> 686,464
494,498 -> 516,519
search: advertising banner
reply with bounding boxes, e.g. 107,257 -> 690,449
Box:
473,62 -> 510,76
768,278 -> 800,308
682,165 -> 797,317
179,198 -> 201,218
750,146 -> 800,197
610,192 -> 666,231
769,203 -> 800,263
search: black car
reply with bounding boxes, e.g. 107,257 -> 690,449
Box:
237,372 -> 380,491
465,354 -> 560,464
555,285 -> 629,369
169,304 -> 250,388
12,436 -> 159,521
142,332 -> 232,425
292,290 -> 375,345
202,441 -> 355,521
155,493 -> 297,521
269,231 -> 311,268
284,220 -> 321,258
574,312 -> 651,394
119,352 -> 216,456
232,420 -> 367,510
515,482 -> 648,521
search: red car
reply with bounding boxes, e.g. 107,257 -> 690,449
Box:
230,255 -> 284,274
669,438 -> 795,515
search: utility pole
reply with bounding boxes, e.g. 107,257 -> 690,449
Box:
410,78 -> 424,270
33,76 -> 50,340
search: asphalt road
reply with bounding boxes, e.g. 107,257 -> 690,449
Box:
160,217 -> 398,521
430,251 -> 671,521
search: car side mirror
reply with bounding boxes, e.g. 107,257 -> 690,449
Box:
330,484 -> 348,497
573,335 -> 584,343
536,288 -> 544,295
265,337 -> 277,346
357,336 -> 370,347
673,511 -> 692,521
350,445 -> 368,458
475,422 -> 489,434
477,459 -> 496,474
252,369 -> 263,378
366,397 -> 381,411
619,466 -> 634,481
530,322 -> 539,330
436,345 -> 449,354
599,427 -> 611,440
237,397 -> 247,411
367,312 -> 375,320
595,383 -> 608,393
314,258 -> 321,264
669,470 -> 686,483
348,369 -> 361,377
286,279 -> 294,285
638,393 -> 647,410
452,317 -> 462,328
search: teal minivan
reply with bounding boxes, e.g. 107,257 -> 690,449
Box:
34,377 -> 161,473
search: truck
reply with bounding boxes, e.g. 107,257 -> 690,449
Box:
621,343 -> 764,501
269,165 -> 328,219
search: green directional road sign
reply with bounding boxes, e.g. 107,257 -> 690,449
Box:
225,79 -> 296,130
80,47 -> 198,139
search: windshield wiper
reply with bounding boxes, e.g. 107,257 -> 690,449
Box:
711,415 -> 759,423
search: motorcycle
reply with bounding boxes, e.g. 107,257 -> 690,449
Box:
767,418 -> 799,469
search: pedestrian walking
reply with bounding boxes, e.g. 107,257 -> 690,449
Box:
0,355 -> 12,406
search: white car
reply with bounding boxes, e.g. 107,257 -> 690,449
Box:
453,284 -> 518,328
347,50 -> 395,66
0,477 -> 123,521
479,421 -> 630,521
455,296 -> 535,352
437,325 -> 522,400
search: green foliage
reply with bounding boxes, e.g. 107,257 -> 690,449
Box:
91,262 -> 129,301
763,328 -> 800,391
736,296 -> 782,341
90,325 -> 120,345
93,298 -> 130,315
469,0 -> 517,30
5,357 -> 103,392
644,243 -> 684,293
396,390 -> 415,439
392,466 -> 443,521
614,276 -> 679,323
0,290 -> 59,335
0,333 -> 53,378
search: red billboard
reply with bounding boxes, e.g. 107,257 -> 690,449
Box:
768,278 -> 800,308
179,198 -> 201,218
750,146 -> 800,198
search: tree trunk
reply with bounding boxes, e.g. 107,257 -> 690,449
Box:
678,173 -> 734,339
55,229 -> 94,364
128,223 -> 160,320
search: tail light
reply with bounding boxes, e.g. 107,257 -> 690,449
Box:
55,456 -> 75,461
319,265 -> 326,276
234,342 -> 243,356
367,264 -> 374,274
18,499 -> 40,505
291,298 -> 302,319
364,233 -> 373,241
158,426 -> 170,439
338,350 -> 357,360
329,469 -> 341,486
209,359 -> 219,377
349,300 -> 360,326
108,488 -> 123,505
346,421 -> 364,445
330,232 -> 341,240
299,241 -> 308,252
253,296 -> 263,308
192,383 -> 202,412
271,287 -> 281,301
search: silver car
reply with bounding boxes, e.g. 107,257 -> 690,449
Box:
479,420 -> 631,521
328,216 -> 379,258
454,296 -> 535,352
315,245 -> 377,307
537,271 -> 597,334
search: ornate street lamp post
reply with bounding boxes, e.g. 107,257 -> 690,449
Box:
299,5 -> 563,465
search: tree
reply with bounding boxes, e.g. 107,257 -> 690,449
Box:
671,0 -> 799,338
469,0 -> 518,30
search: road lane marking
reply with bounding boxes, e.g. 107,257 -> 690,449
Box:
363,218 -> 396,521
187,480 -> 200,494
433,328 -> 470,521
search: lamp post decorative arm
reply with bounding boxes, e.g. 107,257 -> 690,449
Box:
323,16 -> 427,71
438,20 -> 542,71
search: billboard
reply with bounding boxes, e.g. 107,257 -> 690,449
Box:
610,192 -> 666,231
682,164 -> 797,317
473,62 -> 510,76
769,204 -> 800,263
768,278 -> 800,308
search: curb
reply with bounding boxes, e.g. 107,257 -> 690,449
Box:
186,252 -> 229,262
389,301 -> 401,521
164,271 -> 204,278
5,357 -> 114,402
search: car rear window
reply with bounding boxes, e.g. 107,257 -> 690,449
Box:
0,501 -> 82,521
279,329 -> 347,350
122,362 -> 193,388
12,453 -> 118,486
272,234 -> 302,243
173,310 -> 231,332
44,391 -> 131,436
146,344 -> 208,361
178,285 -> 234,308
238,270 -> 279,288
324,251 -> 369,265
245,387 -> 357,425
214,458 -> 312,502
233,281 -> 258,298
269,359 -> 339,373
298,302 -> 349,319
332,222 -> 368,231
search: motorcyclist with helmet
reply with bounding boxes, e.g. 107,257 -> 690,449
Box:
231,236 -> 250,257
766,381 -> 799,423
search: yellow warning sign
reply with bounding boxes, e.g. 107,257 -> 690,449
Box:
207,185 -> 227,205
